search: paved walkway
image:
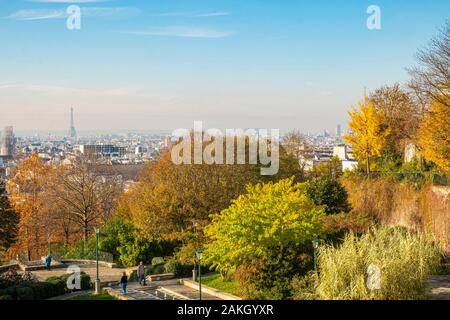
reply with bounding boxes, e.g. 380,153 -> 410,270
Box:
27,262 -> 222,300
27,262 -> 127,284
107,280 -> 221,300
428,275 -> 450,300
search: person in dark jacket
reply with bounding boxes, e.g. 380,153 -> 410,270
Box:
44,255 -> 52,270
120,272 -> 128,295
137,261 -> 146,286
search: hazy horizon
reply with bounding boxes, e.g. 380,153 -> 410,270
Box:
1,0 -> 449,133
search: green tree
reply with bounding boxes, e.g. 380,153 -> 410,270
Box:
99,215 -> 178,267
301,176 -> 351,215
204,178 -> 325,272
98,215 -> 136,262
0,181 -> 19,259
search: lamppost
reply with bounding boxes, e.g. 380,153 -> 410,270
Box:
94,227 -> 101,294
191,220 -> 199,282
312,240 -> 319,273
195,249 -> 202,300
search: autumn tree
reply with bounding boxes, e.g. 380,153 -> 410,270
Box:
417,97 -> 450,174
0,180 -> 19,259
46,158 -> 121,250
344,99 -> 391,174
7,154 -> 51,260
128,149 -> 261,241
370,84 -> 420,157
281,130 -> 313,181
408,21 -> 450,109
311,156 -> 342,178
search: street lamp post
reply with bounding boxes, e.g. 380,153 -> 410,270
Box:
312,240 -> 319,273
195,249 -> 202,300
94,227 -> 101,294
192,221 -> 198,282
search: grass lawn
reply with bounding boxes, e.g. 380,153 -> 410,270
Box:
200,273 -> 238,295
70,292 -> 118,300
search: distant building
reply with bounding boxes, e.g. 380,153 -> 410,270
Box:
0,126 -> 15,158
75,144 -> 126,158
333,145 -> 348,160
135,145 -> 148,155
300,156 -> 331,172
68,107 -> 77,143
336,124 -> 342,140
333,144 -> 358,171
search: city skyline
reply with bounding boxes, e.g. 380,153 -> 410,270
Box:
1,0 -> 449,132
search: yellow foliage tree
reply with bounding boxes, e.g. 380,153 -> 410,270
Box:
7,154 -> 51,260
344,99 -> 391,174
417,97 -> 450,174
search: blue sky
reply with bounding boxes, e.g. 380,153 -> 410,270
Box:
0,0 -> 449,133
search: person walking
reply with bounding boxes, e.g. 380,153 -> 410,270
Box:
44,255 -> 52,270
137,261 -> 146,286
120,272 -> 128,295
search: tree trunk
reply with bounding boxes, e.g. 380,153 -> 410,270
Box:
83,220 -> 88,257
366,153 -> 370,177
63,227 -> 69,250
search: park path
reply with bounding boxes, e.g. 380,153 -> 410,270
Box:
107,280 -> 221,300
428,275 -> 450,300
29,262 -> 127,284
27,262 -> 221,300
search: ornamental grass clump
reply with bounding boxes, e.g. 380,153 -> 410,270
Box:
314,227 -> 443,300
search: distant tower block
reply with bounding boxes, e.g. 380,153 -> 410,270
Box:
336,124 -> 342,138
0,126 -> 15,157
69,107 -> 78,143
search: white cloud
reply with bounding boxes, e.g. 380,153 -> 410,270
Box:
9,9 -> 66,21
0,83 -> 144,97
124,27 -> 234,39
195,12 -> 229,17
151,11 -> 229,18
8,7 -> 140,21
82,7 -> 141,17
29,0 -> 110,3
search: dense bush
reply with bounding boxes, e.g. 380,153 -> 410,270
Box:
151,257 -> 165,266
63,238 -> 113,262
164,259 -> 194,277
46,272 -> 91,292
292,227 -> 443,300
234,247 -> 312,300
0,270 -> 32,289
301,176 -> 351,215
0,279 -> 66,300
0,271 -> 92,300
98,215 -> 180,267
128,270 -> 138,282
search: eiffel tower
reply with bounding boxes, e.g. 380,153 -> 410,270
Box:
69,107 -> 77,143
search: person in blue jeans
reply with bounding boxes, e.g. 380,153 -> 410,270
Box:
120,272 -> 128,295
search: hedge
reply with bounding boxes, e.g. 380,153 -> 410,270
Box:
0,272 -> 91,300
